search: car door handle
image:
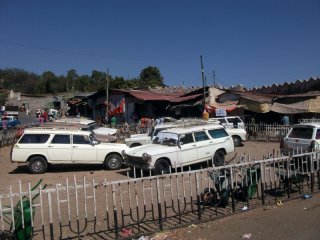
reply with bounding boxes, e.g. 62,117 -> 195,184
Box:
192,144 -> 196,147
73,146 -> 78,148
48,145 -> 54,148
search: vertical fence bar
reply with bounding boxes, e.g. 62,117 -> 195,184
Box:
195,172 -> 201,222
260,162 -> 265,205
112,184 -> 119,239
74,175 -> 80,236
48,192 -> 54,240
9,186 -> 15,232
28,182 -> 34,237
156,178 -> 163,231
229,167 -> 236,213
134,180 -> 141,234
39,184 -> 45,240
104,178 -> 111,230
19,181 -> 25,230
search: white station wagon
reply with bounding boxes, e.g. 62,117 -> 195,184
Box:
280,123 -> 320,155
125,120 -> 246,147
11,129 -> 129,174
123,124 -> 235,175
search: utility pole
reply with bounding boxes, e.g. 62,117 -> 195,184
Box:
200,55 -> 206,110
105,68 -> 109,124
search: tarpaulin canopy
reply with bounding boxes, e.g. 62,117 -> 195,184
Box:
206,100 -> 239,113
239,97 -> 272,113
271,96 -> 320,113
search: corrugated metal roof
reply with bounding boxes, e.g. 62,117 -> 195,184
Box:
111,89 -> 202,103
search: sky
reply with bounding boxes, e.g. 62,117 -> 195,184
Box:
0,0 -> 319,89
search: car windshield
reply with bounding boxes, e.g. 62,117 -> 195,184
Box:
89,134 -> 100,144
153,132 -> 178,146
87,123 -> 99,131
288,127 -> 314,139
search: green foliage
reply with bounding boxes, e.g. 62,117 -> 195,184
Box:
0,66 -> 166,94
139,66 -> 165,89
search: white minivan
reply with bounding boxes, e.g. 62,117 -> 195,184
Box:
209,116 -> 244,129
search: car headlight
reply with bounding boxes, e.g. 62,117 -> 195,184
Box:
142,153 -> 151,163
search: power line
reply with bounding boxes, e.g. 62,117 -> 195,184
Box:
0,39 -> 184,63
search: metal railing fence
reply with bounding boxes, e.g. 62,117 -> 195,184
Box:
112,122 -> 293,142
1,150 -> 319,239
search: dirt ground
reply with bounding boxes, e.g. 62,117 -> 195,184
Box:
1,141 -> 319,239
148,193 -> 320,240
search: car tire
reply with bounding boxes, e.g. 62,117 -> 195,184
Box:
213,150 -> 225,166
104,154 -> 122,170
232,136 -> 242,147
154,158 -> 170,175
28,156 -> 48,174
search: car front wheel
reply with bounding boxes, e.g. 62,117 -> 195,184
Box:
232,136 -> 242,147
154,159 -> 170,175
104,154 -> 122,170
28,156 -> 48,174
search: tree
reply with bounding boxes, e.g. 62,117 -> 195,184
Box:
139,66 -> 165,89
40,71 -> 58,94
76,75 -> 91,92
66,69 -> 78,94
91,70 -> 107,89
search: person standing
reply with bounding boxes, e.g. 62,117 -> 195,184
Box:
111,116 -> 117,128
281,115 -> 289,125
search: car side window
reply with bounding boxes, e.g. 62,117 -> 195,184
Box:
208,129 -> 229,139
73,135 -> 91,144
51,134 -> 70,144
218,119 -> 227,124
316,129 -> 320,139
179,133 -> 194,144
194,131 -> 209,142
19,134 -> 50,144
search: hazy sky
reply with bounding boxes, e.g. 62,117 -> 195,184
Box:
0,0 -> 319,88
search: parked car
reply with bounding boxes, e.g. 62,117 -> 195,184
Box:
0,115 -> 20,129
209,116 -> 245,129
280,123 -> 320,155
123,124 -> 235,175
52,118 -> 118,143
11,128 -> 129,174
125,123 -> 177,147
125,120 -> 246,147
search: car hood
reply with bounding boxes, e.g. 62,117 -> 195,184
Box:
126,144 -> 177,156
129,133 -> 149,138
93,127 -> 117,135
125,134 -> 150,142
